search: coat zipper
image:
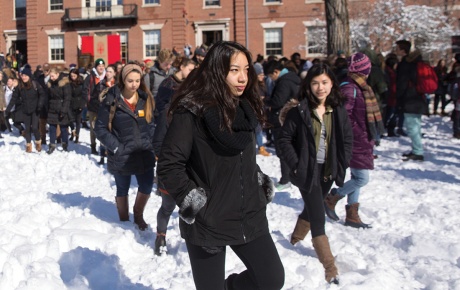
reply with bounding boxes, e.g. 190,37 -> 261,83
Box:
239,151 -> 247,243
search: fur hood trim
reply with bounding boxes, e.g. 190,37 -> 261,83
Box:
279,98 -> 299,126
47,76 -> 69,88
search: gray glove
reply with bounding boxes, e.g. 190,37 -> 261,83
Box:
179,188 -> 207,224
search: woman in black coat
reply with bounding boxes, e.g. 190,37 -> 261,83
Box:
157,41 -> 284,290
278,63 -> 353,284
5,67 -> 45,152
68,68 -> 85,143
95,63 -> 156,232
46,68 -> 71,154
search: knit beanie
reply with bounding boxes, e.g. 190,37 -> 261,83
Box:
21,67 -> 33,78
94,58 -> 105,67
347,52 -> 371,76
254,63 -> 264,75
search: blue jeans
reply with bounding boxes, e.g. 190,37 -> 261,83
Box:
255,124 -> 264,148
336,168 -> 369,205
49,124 -> 69,144
404,113 -> 423,155
113,168 -> 154,197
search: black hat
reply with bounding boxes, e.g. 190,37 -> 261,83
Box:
21,67 -> 33,78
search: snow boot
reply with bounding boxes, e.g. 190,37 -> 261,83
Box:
290,217 -> 311,245
25,143 -> 32,153
258,146 -> 271,156
90,144 -> 98,155
62,142 -> 69,152
345,203 -> 371,228
47,144 -> 56,155
74,135 -> 79,143
115,196 -> 130,221
35,140 -> 42,152
154,233 -> 166,256
324,188 -> 344,221
312,235 -> 339,284
133,192 -> 150,231
98,156 -> 105,165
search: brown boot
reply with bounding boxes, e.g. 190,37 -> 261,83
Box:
115,196 -> 129,221
345,203 -> 371,228
258,146 -> 271,156
324,189 -> 344,221
35,140 -> 42,152
290,217 -> 311,245
312,235 -> 339,284
133,192 -> 150,231
26,143 -> 32,153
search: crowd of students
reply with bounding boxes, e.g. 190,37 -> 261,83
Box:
0,40 -> 458,289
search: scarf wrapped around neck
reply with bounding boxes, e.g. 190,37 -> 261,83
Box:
349,72 -> 385,141
203,98 -> 259,155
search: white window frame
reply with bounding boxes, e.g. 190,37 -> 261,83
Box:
141,23 -> 164,59
143,0 -> 160,7
263,0 -> 282,6
303,20 -> 327,58
49,0 -> 64,12
261,22 -> 286,57
204,0 -> 221,8
47,32 -> 65,63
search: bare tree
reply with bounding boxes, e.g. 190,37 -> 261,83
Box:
325,0 -> 351,56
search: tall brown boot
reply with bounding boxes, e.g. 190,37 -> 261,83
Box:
290,217 -> 311,245
324,188 -> 344,221
133,192 -> 150,231
35,140 -> 42,152
345,203 -> 371,228
25,143 -> 32,153
312,235 -> 339,284
115,196 -> 129,221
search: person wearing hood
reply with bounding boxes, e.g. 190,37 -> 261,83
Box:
264,60 -> 301,190
82,58 -> 106,155
46,67 -> 71,154
395,40 -> 427,161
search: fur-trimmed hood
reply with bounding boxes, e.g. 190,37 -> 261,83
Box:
279,98 -> 299,126
47,75 -> 69,88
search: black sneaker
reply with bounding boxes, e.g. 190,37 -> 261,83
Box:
402,153 -> 424,161
402,152 -> 412,157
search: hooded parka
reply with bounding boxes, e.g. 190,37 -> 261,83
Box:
46,75 -> 71,125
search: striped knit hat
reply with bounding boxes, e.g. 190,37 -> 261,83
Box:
347,52 -> 371,76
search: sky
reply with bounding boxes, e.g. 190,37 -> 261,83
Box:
0,107 -> 459,290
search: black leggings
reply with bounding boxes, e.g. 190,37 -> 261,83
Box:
23,113 -> 40,143
186,233 -> 284,290
299,164 -> 333,238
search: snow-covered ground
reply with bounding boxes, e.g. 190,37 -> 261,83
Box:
0,110 -> 459,290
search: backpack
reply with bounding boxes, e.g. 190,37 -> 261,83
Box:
415,62 -> 438,94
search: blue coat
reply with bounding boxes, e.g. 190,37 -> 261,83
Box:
95,86 -> 156,175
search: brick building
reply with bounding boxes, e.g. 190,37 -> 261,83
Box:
1,0 -> 458,69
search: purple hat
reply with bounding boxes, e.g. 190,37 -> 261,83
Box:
347,52 -> 371,76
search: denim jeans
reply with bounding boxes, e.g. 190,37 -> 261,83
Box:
113,168 -> 154,197
49,124 -> 69,144
255,124 -> 264,148
404,113 -> 423,155
336,168 -> 369,205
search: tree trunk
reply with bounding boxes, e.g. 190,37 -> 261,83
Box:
325,0 -> 351,56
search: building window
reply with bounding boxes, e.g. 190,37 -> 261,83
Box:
15,0 -> 26,18
85,0 -> 90,7
119,32 -> 128,64
96,0 -> 111,12
205,0 -> 220,6
145,30 -> 160,58
49,35 -> 64,61
265,29 -> 282,56
50,0 -> 63,11
265,0 -> 281,3
144,0 -> 160,4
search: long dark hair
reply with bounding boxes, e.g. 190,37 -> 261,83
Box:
69,68 -> 83,85
169,41 -> 264,131
298,63 -> 345,109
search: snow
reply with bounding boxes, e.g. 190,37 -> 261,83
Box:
1,111 -> 460,290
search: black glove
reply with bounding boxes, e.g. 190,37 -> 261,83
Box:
179,188 -> 207,224
258,172 -> 275,203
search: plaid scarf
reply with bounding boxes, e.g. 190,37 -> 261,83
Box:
349,73 -> 385,141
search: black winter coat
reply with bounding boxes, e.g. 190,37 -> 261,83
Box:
46,76 -> 72,125
6,81 -> 46,123
82,71 -> 106,113
94,86 -> 156,176
157,110 -> 270,247
396,51 -> 428,115
278,99 -> 353,192
265,71 -> 301,128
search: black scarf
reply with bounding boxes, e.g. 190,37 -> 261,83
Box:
203,99 -> 258,155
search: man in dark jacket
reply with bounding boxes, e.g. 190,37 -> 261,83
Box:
395,40 -> 426,161
264,60 -> 301,189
